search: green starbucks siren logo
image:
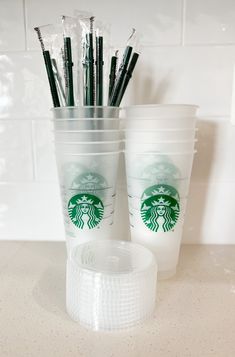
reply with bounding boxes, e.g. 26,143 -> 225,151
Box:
141,194 -> 180,232
68,193 -> 104,229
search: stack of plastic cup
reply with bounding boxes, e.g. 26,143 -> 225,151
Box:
52,106 -> 122,257
122,104 -> 198,279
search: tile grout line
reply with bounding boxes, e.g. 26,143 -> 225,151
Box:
181,0 -> 186,46
22,0 -> 28,51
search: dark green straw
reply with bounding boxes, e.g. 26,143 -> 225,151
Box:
109,45 -> 132,106
116,52 -> 139,106
86,17 -> 95,106
64,37 -> 75,106
34,27 -> 60,107
108,51 -> 118,102
96,35 -> 103,105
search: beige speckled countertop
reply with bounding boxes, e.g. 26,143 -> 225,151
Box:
0,242 -> 235,357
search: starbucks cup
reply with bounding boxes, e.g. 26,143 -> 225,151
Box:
52,106 -> 120,119
123,104 -> 198,118
124,150 -> 196,278
124,140 -> 197,153
122,117 -> 197,130
55,151 -> 121,257
124,129 -> 197,142
53,118 -> 120,131
54,130 -> 122,142
54,141 -> 123,154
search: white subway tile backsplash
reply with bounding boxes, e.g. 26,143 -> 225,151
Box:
0,52 -> 51,118
0,149 -> 33,182
0,183 -> 64,240
25,0 -> 182,50
0,119 -> 33,181
0,119 -> 32,149
192,119 -> 235,183
0,0 -> 25,51
129,45 -> 235,116
185,0 -> 235,45
32,120 -> 58,181
183,181 -> 235,244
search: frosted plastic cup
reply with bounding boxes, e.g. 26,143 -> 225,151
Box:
52,106 -> 120,119
53,130 -> 122,142
124,128 -> 197,142
124,151 -> 196,278
52,118 -> 120,131
128,203 -> 187,279
55,151 -> 121,257
121,117 -> 197,130
54,141 -> 123,154
127,179 -> 191,207
124,140 -> 197,152
125,151 -> 196,181
123,104 -> 198,118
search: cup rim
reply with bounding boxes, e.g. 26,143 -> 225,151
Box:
121,116 -> 197,120
53,129 -> 121,133
124,150 -> 197,155
51,118 -> 119,122
54,140 -> 122,145
124,139 -> 197,144
124,128 -> 198,132
123,104 -> 199,110
57,150 -> 122,156
52,106 -> 122,111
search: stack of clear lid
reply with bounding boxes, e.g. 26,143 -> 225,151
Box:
66,240 -> 157,331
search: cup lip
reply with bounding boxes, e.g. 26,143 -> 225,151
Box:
124,139 -> 197,144
58,150 -> 122,156
121,116 -> 197,120
54,140 -> 122,145
123,104 -> 199,110
51,118 -> 119,121
70,239 -> 157,275
124,150 -> 197,155
51,106 -> 121,111
126,175 -> 191,182
124,128 -> 198,132
53,129 -> 121,133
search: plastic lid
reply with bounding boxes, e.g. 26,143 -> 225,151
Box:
66,240 -> 157,331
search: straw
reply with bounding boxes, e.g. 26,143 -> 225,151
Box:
64,37 -> 75,106
116,52 -> 139,106
86,17 -> 95,106
34,27 -> 60,107
108,45 -> 132,106
95,33 -> 104,105
51,58 -> 66,105
108,50 -> 118,102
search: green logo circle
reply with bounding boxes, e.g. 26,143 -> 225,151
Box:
141,194 -> 180,232
68,193 -> 104,229
141,184 -> 180,202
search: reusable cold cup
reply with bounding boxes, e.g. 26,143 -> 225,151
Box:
124,150 -> 196,278
52,106 -> 120,119
56,151 -> 121,257
124,140 -> 197,152
123,104 -> 198,118
54,130 -> 122,142
53,118 -> 120,131
124,129 -> 197,142
122,117 -> 197,130
54,141 -> 122,154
